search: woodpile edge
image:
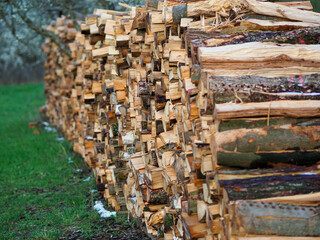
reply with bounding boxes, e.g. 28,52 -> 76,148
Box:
42,0 -> 320,239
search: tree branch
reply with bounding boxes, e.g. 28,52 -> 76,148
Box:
2,15 -> 41,57
9,0 -> 71,57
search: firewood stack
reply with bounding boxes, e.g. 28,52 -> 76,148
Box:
42,0 -> 320,239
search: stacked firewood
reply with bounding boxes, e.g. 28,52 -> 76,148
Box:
42,0 -> 320,239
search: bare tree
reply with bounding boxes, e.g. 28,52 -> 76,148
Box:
0,0 -> 143,84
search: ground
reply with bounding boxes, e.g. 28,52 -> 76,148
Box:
0,83 -> 149,239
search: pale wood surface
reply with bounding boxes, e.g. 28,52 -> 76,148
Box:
244,0 -> 320,24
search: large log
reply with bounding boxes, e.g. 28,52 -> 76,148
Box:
190,26 -> 320,48
188,27 -> 320,64
216,165 -> 320,196
244,0 -> 320,24
216,151 -> 320,168
215,100 -> 320,119
207,74 -> 320,103
166,0 -> 317,24
221,174 -> 320,201
212,118 -> 320,168
198,42 -> 320,77
217,165 -> 320,181
219,117 -> 320,131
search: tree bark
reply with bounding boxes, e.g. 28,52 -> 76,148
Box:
221,174 -> 320,201
208,74 -> 320,103
217,151 -> 320,169
213,119 -> 320,168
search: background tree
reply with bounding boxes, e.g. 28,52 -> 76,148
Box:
0,0 -> 142,85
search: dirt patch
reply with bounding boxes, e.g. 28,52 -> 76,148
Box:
61,217 -> 150,240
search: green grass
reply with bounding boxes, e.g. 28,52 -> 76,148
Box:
311,0 -> 320,12
0,83 -> 142,239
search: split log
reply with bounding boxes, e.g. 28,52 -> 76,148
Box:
276,1 -> 314,11
215,100 -> 320,119
254,192 -> 320,205
198,42 -> 320,77
244,0 -> 320,24
240,19 -> 319,31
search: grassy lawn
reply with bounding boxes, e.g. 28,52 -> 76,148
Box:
0,83 -> 146,239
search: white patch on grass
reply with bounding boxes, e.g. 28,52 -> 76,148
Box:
44,126 -> 57,133
75,169 -> 83,172
83,176 -> 91,182
93,201 -> 116,218
68,156 -> 74,163
42,121 -> 57,133
56,137 -> 64,141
